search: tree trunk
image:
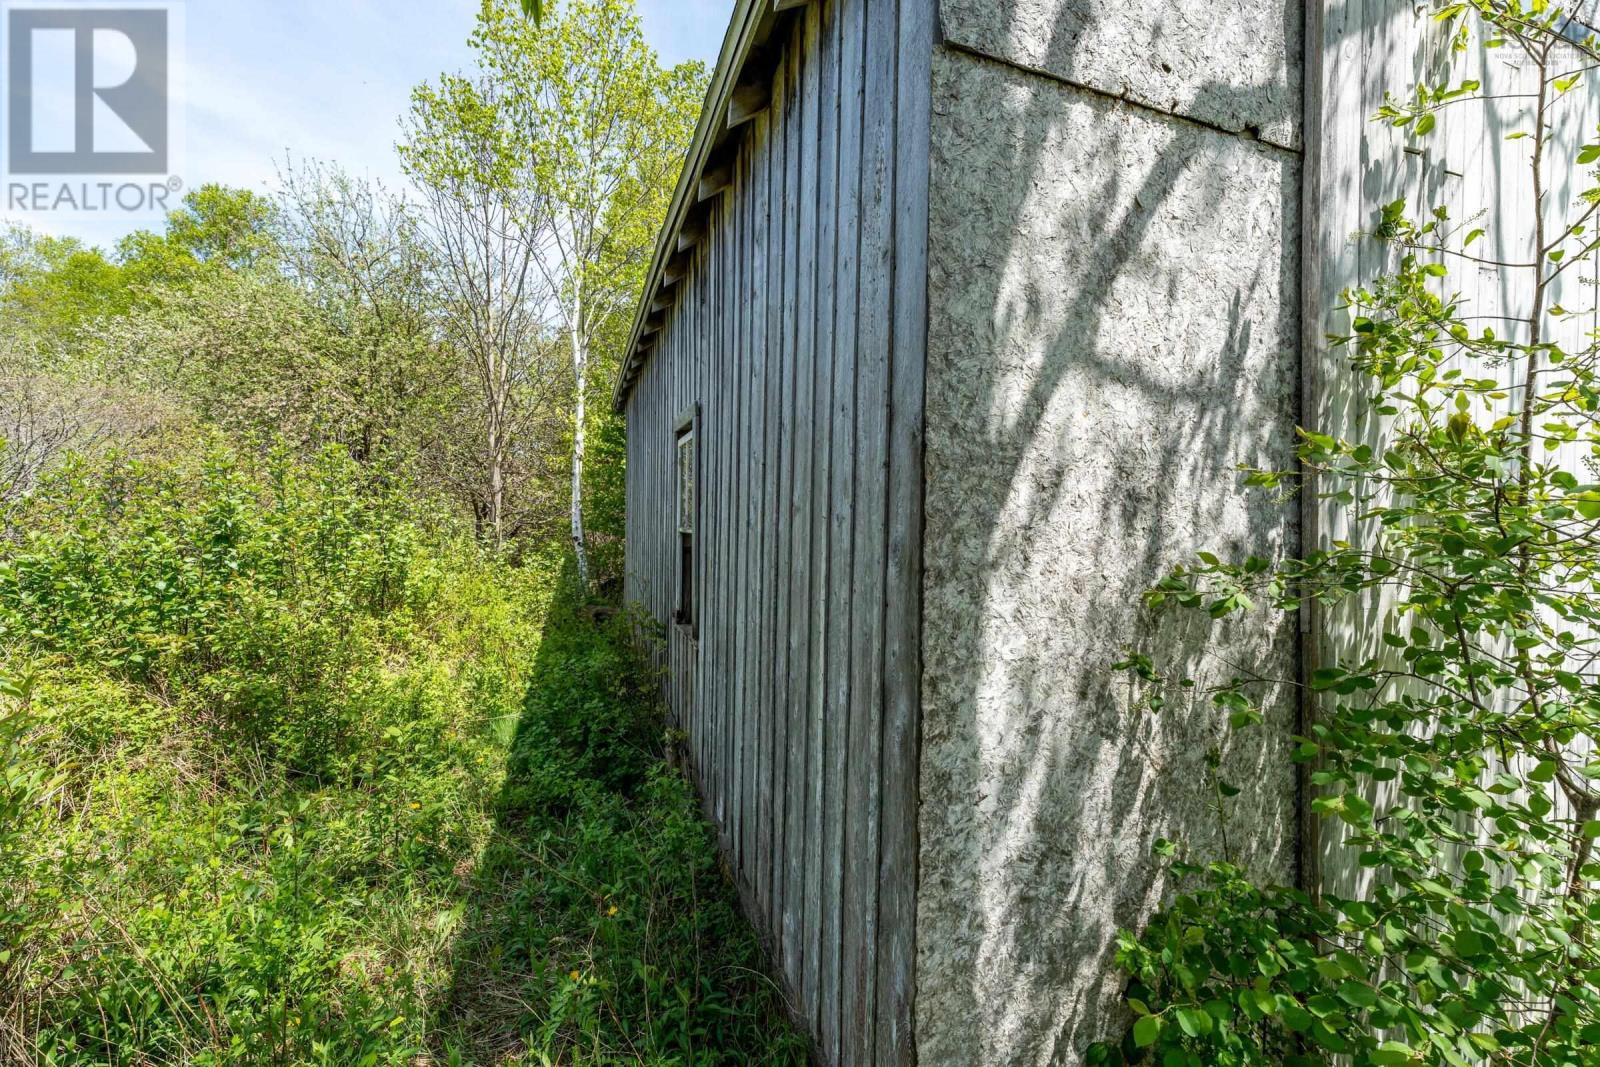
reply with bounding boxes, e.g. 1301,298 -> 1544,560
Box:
487,343 -> 506,551
488,418 -> 505,551
569,295 -> 591,591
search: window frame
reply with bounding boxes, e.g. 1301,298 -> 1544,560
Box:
673,403 -> 700,639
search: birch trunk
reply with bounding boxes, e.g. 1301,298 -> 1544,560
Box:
569,290 -> 591,590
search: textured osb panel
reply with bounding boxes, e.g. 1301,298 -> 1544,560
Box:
938,0 -> 1302,149
916,51 -> 1302,1066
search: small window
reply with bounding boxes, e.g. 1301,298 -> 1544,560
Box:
674,408 -> 698,635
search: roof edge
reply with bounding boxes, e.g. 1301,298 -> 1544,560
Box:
612,0 -> 807,413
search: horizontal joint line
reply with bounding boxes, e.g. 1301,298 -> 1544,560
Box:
939,40 -> 1302,155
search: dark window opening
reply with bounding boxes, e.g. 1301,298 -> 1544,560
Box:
675,418 -> 696,635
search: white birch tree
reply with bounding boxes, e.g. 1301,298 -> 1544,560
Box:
471,0 -> 703,588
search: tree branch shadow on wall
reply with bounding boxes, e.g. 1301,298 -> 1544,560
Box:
1313,0 -> 1600,949
915,2 -> 1575,1063
917,2 -> 1312,1063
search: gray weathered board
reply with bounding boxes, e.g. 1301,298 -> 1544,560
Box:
621,0 -> 930,1062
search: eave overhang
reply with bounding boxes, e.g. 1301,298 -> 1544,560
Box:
611,0 -> 814,413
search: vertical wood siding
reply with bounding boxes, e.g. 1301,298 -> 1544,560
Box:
1308,1 -> 1600,906
621,2 -> 931,1063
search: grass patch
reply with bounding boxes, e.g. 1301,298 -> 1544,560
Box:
434,595 -> 806,1065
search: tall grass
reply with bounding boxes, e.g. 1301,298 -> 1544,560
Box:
436,591 -> 806,1065
0,439 -> 802,1065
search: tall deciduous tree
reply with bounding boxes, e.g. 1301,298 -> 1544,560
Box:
0,232 -> 130,358
276,162 -> 454,467
467,0 -> 703,585
400,73 -> 562,549
116,184 -> 279,297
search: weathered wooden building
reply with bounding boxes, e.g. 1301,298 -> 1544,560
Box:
616,0 -> 1585,1062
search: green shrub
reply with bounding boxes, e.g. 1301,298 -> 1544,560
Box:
1091,6 -> 1600,1063
0,441 -> 539,1063
0,438 -> 458,781
0,441 -> 799,1065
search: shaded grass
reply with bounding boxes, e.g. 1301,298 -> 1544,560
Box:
433,583 -> 808,1066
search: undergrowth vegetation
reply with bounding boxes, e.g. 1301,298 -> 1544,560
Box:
0,439 -> 801,1065
438,593 -> 806,1066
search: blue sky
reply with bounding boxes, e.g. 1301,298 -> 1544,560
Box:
7,0 -> 731,249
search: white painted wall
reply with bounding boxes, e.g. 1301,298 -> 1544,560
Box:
1308,0 -> 1600,915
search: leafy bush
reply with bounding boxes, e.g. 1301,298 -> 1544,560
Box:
0,439 -> 538,1063
4,440 -> 436,777
0,441 -> 798,1064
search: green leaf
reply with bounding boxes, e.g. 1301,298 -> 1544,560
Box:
1133,1014 -> 1162,1048
519,0 -> 543,23
1176,1006 -> 1214,1038
1453,929 -> 1488,957
1229,708 -> 1263,729
1337,980 -> 1379,1008
1310,667 -> 1346,690
1569,491 -> 1600,520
